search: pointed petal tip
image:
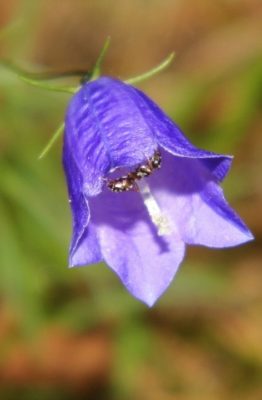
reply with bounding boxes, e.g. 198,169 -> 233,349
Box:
68,252 -> 103,268
68,253 -> 86,268
240,229 -> 255,244
68,260 -> 78,269
129,288 -> 163,308
68,260 -> 90,269
135,294 -> 158,308
225,224 -> 255,247
203,227 -> 254,249
144,298 -> 158,308
68,256 -> 88,268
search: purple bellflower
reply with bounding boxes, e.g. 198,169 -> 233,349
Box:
63,77 -> 253,306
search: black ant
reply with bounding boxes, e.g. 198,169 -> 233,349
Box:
107,150 -> 162,193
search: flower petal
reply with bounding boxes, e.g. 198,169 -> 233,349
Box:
131,87 -> 233,182
69,222 -> 102,267
150,151 -> 253,248
88,190 -> 185,306
64,77 -> 158,195
63,136 -> 102,265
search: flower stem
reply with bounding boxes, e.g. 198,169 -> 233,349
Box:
1,60 -> 91,80
38,122 -> 64,159
90,36 -> 111,80
19,76 -> 76,93
0,60 -> 77,93
125,52 -> 175,85
137,180 -> 172,236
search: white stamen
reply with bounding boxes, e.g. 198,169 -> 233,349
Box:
137,180 -> 172,236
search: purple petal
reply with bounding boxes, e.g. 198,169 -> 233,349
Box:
88,190 -> 185,306
150,151 -> 253,247
63,135 -> 102,265
64,77 -> 158,195
69,222 -> 102,267
131,87 -> 233,182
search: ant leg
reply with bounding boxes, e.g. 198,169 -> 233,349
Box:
132,181 -> 140,192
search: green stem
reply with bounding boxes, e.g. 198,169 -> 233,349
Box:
125,52 -> 175,85
1,60 -> 78,93
1,60 -> 90,80
38,122 -> 65,159
19,76 -> 76,94
90,36 -> 111,80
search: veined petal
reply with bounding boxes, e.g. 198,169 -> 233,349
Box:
63,136 -> 102,265
64,77 -> 158,195
150,151 -> 253,248
88,190 -> 185,306
131,87 -> 232,182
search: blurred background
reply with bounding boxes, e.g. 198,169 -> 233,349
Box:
0,1 -> 261,399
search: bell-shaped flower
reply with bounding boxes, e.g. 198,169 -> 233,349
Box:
63,77 -> 253,306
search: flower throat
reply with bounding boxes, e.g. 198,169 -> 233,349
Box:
106,150 -> 172,236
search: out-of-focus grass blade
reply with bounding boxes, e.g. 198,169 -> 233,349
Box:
0,198 -> 47,331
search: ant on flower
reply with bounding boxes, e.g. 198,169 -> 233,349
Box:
106,150 -> 162,192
